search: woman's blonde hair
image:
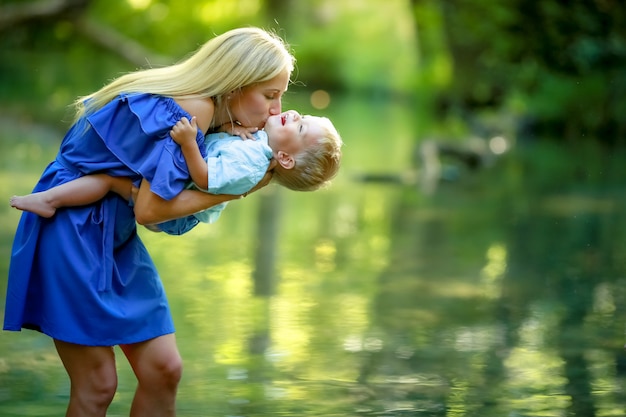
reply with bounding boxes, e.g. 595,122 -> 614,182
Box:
273,119 -> 343,191
74,27 -> 295,127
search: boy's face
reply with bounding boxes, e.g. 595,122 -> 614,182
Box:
264,110 -> 331,156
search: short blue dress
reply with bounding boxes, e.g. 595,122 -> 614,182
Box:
3,93 -> 207,346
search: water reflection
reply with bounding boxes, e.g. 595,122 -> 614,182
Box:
2,104 -> 626,416
351,160 -> 626,416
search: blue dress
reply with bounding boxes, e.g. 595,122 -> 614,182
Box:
3,93 -> 207,346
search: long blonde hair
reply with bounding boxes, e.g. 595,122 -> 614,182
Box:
74,27 -> 295,126
273,119 -> 343,192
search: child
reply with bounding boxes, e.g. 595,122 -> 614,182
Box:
10,109 -> 342,233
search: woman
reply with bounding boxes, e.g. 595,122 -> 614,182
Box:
3,27 -> 294,417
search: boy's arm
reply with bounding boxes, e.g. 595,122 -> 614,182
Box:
170,116 -> 209,190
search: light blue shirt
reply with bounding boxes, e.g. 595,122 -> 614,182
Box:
156,130 -> 273,234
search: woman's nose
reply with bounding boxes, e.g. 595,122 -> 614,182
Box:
269,99 -> 282,115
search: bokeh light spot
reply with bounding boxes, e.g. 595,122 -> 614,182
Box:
310,90 -> 331,109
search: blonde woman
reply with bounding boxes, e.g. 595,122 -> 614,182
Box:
4,27 -> 294,417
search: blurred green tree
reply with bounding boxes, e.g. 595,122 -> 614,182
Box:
411,0 -> 626,144
0,0 -> 417,127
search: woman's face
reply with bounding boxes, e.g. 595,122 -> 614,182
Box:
229,69 -> 290,129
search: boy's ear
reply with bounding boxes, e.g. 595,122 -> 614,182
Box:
275,151 -> 295,170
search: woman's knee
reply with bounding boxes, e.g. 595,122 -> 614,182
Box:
155,350 -> 183,388
134,348 -> 182,394
54,341 -> 118,405
85,369 -> 118,407
122,334 -> 183,389
66,354 -> 118,411
74,353 -> 118,405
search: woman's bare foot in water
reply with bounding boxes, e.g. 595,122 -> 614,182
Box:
10,194 -> 57,218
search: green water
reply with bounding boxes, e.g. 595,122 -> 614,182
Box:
1,96 -> 626,416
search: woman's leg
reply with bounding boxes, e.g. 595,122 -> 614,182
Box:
120,333 -> 183,417
54,340 -> 118,417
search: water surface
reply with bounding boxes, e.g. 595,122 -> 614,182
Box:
1,98 -> 625,416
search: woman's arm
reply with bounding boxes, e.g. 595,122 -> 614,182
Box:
134,159 -> 277,225
134,179 -> 236,225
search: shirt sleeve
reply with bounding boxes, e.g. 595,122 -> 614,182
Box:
206,140 -> 272,195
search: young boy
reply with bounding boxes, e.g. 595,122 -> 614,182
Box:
10,110 -> 342,234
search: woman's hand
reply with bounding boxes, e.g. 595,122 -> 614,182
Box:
130,183 -> 139,206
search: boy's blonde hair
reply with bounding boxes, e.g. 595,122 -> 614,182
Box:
273,119 -> 343,191
74,27 -> 295,129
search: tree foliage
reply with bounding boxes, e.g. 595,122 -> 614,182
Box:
412,0 -> 626,143
1,0 -> 623,144
0,0 -> 417,126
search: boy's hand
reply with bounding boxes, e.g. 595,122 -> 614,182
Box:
218,121 -> 259,140
170,116 -> 199,145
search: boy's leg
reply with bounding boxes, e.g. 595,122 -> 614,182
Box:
10,174 -> 131,218
106,176 -> 134,201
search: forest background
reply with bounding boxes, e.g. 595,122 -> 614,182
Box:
1,0 -> 624,147
1,3 -> 626,415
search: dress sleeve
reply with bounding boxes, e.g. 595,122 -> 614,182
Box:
152,215 -> 200,235
155,201 -> 228,235
86,93 -> 207,200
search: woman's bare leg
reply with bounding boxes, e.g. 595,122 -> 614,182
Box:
54,340 -> 118,417
120,333 -> 182,417
10,174 -> 133,218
